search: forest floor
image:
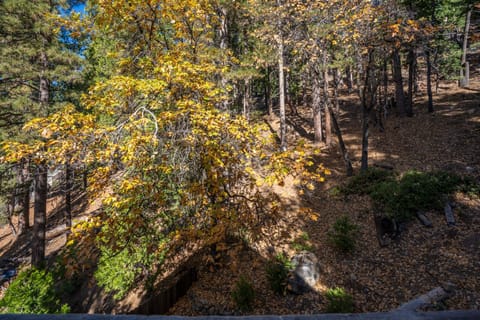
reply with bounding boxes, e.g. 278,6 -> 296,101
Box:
1,70 -> 480,314
167,77 -> 480,315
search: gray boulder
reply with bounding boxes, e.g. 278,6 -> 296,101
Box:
287,251 -> 320,294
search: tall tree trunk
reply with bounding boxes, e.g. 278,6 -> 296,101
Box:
243,79 -> 250,119
323,59 -> 332,146
328,106 -> 353,176
17,161 -> 30,235
459,6 -> 472,88
83,164 -> 88,190
333,69 -> 340,113
382,55 -> 388,118
406,48 -> 415,117
361,50 -> 376,172
312,75 -> 323,144
32,51 -> 49,268
65,161 -> 72,228
346,65 -> 353,93
361,105 -> 370,172
392,49 -> 407,116
426,49 -> 434,113
7,196 -> 17,237
218,5 -> 229,110
32,163 -> 47,268
265,67 -> 273,117
278,30 -> 287,151
22,160 -> 30,230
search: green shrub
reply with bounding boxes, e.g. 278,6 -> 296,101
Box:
0,268 -> 70,314
292,232 -> 313,252
325,287 -> 354,313
265,253 -> 293,295
95,242 -> 159,300
341,168 -> 395,195
231,276 -> 255,312
327,216 -> 358,253
370,170 -> 468,221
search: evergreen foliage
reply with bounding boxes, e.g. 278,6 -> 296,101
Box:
327,216 -> 359,253
325,287 -> 354,313
231,276 -> 255,312
265,253 -> 293,295
0,268 -> 70,314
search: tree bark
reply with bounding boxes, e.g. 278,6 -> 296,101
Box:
459,6 -> 472,88
243,79 -> 250,119
17,160 -> 30,235
426,49 -> 434,113
323,63 -> 332,146
361,49 -> 376,172
312,75 -> 323,144
265,67 -> 273,117
346,65 -> 353,93
333,69 -> 340,113
406,48 -> 415,117
32,163 -> 48,268
65,161 -> 72,228
277,29 -> 287,151
32,50 -> 49,267
392,49 -> 407,116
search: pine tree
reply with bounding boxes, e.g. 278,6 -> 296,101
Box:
0,0 -> 82,267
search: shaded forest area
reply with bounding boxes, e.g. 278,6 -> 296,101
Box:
0,0 -> 479,315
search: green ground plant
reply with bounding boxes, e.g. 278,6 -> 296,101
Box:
327,216 -> 359,253
231,276 -> 255,312
265,253 -> 293,295
0,268 -> 70,314
342,169 -> 479,222
325,287 -> 354,313
292,232 -> 313,252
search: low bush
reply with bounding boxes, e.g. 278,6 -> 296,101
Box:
0,268 -> 70,314
325,287 -> 354,313
292,232 -> 313,252
232,276 -> 255,312
265,253 -> 293,295
340,168 -> 395,195
327,216 -> 359,253
342,169 -> 479,222
370,170 -> 470,221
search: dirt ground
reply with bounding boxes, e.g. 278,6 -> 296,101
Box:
1,70 -> 479,314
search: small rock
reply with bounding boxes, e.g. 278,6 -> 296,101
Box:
287,251 -> 320,294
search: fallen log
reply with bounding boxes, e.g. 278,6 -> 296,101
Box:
416,212 -> 433,228
444,202 -> 455,226
396,284 -> 454,312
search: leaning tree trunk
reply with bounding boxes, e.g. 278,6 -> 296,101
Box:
32,163 -> 48,268
392,49 -> 407,116
328,106 -> 353,176
459,6 -> 472,88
